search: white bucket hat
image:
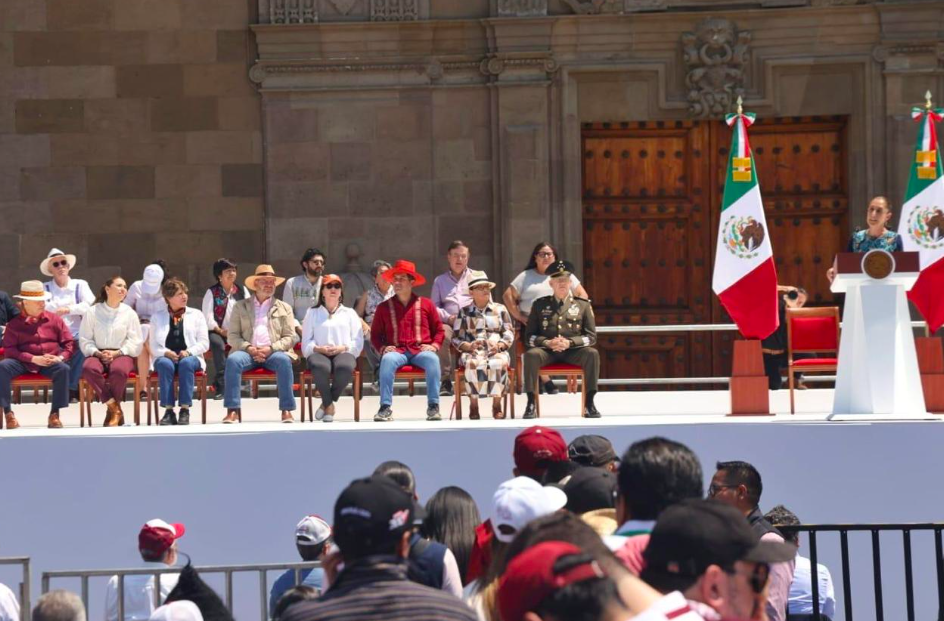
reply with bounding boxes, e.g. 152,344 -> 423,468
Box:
39,248 -> 77,277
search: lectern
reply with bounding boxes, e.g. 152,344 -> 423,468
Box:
829,251 -> 927,418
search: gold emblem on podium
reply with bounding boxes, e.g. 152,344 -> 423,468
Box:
861,249 -> 895,280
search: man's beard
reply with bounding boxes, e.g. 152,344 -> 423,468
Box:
306,267 -> 323,278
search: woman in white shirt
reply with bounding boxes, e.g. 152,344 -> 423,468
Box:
201,258 -> 249,399
149,278 -> 209,426
301,274 -> 364,423
501,241 -> 588,395
125,262 -> 167,399
79,276 -> 143,427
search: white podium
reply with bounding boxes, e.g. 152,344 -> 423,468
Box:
829,251 -> 927,418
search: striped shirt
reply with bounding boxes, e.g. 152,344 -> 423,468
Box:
282,557 -> 476,621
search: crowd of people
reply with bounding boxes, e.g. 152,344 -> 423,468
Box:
2,428 -> 837,621
0,240 -> 603,429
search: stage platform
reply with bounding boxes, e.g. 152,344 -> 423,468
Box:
2,389 -> 943,621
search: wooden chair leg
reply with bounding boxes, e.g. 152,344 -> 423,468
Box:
79,380 -> 86,428
201,376 -> 207,424
509,369 -> 516,419
353,370 -> 360,422
133,386 -> 140,426
308,376 -> 314,422
580,372 -> 587,417
408,379 -> 414,397
251,380 -> 258,399
788,365 -> 796,414
300,374 -> 307,422
455,369 -> 463,421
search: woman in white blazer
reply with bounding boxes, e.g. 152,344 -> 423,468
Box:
79,276 -> 143,427
149,278 -> 209,426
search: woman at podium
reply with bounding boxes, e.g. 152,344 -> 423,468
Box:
828,196 -> 903,281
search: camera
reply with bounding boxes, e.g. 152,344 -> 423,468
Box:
787,290 -> 799,301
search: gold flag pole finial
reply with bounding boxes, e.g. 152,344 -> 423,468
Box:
926,90 -> 933,110
737,95 -> 743,115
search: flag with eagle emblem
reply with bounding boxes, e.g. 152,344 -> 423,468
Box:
899,93 -> 944,332
712,104 -> 779,340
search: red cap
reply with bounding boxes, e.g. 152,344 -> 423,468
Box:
513,426 -> 567,478
498,541 -> 606,621
138,519 -> 185,557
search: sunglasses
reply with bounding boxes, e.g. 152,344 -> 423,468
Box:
726,562 -> 770,595
51,260 -> 69,268
323,283 -> 342,290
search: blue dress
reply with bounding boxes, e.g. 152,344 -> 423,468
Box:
846,229 -> 903,253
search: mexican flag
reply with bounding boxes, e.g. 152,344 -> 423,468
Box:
712,109 -> 779,340
900,100 -> 944,332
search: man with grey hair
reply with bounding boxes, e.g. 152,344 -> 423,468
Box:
32,591 -> 86,621
354,260 -> 394,384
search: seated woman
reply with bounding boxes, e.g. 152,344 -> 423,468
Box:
452,271 -> 515,420
0,281 -> 75,429
79,276 -> 143,427
149,278 -> 210,426
827,196 -> 903,281
201,258 -> 249,400
502,241 -> 588,395
125,262 -> 167,397
353,260 -> 393,380
301,274 -> 364,423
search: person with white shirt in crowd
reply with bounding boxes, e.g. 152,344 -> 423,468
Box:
149,279 -> 210,426
301,274 -> 364,423
105,519 -> 184,621
125,262 -> 167,398
40,248 -> 95,401
0,581 -> 19,621
201,259 -> 249,400
765,505 -> 837,621
283,248 -> 326,336
79,276 -> 143,427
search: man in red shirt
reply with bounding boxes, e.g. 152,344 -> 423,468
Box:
0,281 -> 75,429
370,260 -> 445,422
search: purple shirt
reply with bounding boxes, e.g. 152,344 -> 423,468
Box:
430,269 -> 472,322
1,310 -> 75,372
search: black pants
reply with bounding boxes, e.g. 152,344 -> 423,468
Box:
208,332 -> 227,389
307,352 -> 357,408
763,352 -> 811,390
523,347 -> 599,393
0,359 -> 70,412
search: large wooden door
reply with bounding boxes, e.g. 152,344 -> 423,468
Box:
581,116 -> 849,384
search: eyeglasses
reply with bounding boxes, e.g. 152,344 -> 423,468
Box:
323,283 -> 342,290
707,484 -> 736,498
51,261 -> 68,268
726,562 -> 770,595
535,251 -> 554,258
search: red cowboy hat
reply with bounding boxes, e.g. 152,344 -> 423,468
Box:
382,259 -> 426,286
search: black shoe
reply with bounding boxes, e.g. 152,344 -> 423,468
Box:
523,402 -> 536,419
69,389 -> 79,404
585,403 -> 601,418
426,404 -> 441,421
439,380 -> 454,397
212,385 -> 224,401
159,409 -> 177,426
374,405 -> 393,422
543,380 -> 559,395
177,409 -> 190,425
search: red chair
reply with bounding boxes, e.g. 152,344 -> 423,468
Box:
3,373 -> 54,428
301,362 -> 363,422
533,363 -> 586,418
146,370 -> 208,425
78,372 -> 140,427
786,306 -> 840,414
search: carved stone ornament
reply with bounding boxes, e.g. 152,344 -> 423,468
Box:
267,0 -> 317,23
561,0 -> 623,14
328,0 -> 358,14
681,18 -> 751,118
371,0 -> 418,20
496,0 -> 548,17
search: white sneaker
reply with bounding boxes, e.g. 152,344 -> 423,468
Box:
323,413 -> 334,423
315,407 -> 325,421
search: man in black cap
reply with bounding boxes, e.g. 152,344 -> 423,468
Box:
563,467 -> 619,537
523,260 -> 600,418
568,435 -> 619,473
281,476 -> 476,621
640,499 -> 797,621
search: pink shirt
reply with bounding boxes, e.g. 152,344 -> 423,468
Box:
252,296 -> 273,348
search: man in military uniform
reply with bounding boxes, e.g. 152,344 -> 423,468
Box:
523,260 -> 601,419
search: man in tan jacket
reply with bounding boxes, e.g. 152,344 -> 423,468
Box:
223,265 -> 300,423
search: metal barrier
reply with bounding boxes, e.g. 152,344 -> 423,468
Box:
777,523 -> 944,621
42,561 -> 321,621
0,557 -> 30,621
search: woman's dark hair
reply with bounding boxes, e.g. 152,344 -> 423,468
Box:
300,248 -> 325,270
534,557 -> 622,621
524,241 -> 559,271
422,486 -> 482,583
162,278 -> 189,301
272,585 -> 319,620
373,460 -> 416,495
212,258 -> 237,281
165,564 -> 234,621
97,275 -> 125,304
317,282 -> 344,308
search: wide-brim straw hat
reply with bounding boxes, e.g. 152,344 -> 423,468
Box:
382,259 -> 426,287
14,280 -> 52,302
467,270 -> 496,290
39,248 -> 77,277
244,264 -> 286,290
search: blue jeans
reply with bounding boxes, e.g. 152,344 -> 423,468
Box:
223,350 -> 296,411
67,350 -> 85,391
379,350 -> 441,407
154,355 -> 201,408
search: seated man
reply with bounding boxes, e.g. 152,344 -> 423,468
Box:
522,260 -> 600,419
105,519 -> 184,621
269,515 -> 331,615
224,265 -> 300,424
369,260 -> 444,422
0,289 -> 19,339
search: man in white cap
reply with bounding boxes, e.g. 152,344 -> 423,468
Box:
0,281 -> 75,429
40,248 -> 95,401
105,519 -> 184,621
125,263 -> 167,398
268,515 -> 331,615
491,476 -> 568,544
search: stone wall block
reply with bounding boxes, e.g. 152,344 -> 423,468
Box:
373,140 -> 432,181
147,31 -> 218,64
116,64 -> 184,99
117,199 -> 189,233
267,106 -> 319,144
88,231 -> 156,271
188,196 -> 264,230
85,99 -> 150,135
20,167 -> 86,201
155,164 -> 222,198
15,99 -> 84,134
150,97 -> 220,132
432,181 -> 463,213
0,201 -> 53,234
218,97 -> 262,131
47,0 -> 114,31
376,105 -> 430,141
350,178 -> 413,216
317,105 -> 375,143
50,200 -> 121,234
181,0 -> 250,30
0,168 -> 19,201
87,165 -> 156,200
183,63 -> 256,98
266,218 -> 328,264
266,142 -> 329,183
463,179 -> 493,214
0,0 -> 47,32
0,235 -> 19,268
0,134 -> 49,167
221,163 -> 264,197
20,234 -> 89,267
51,134 -> 187,166
330,142 -> 372,182
115,0 -> 182,31
14,32 -> 148,67
186,131 -> 256,164
44,67 -> 117,99
267,181 -> 350,219
217,30 -> 249,62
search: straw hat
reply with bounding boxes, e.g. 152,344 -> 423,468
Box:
39,248 -> 77,277
244,264 -> 286,290
14,280 -> 52,302
467,270 -> 496,290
